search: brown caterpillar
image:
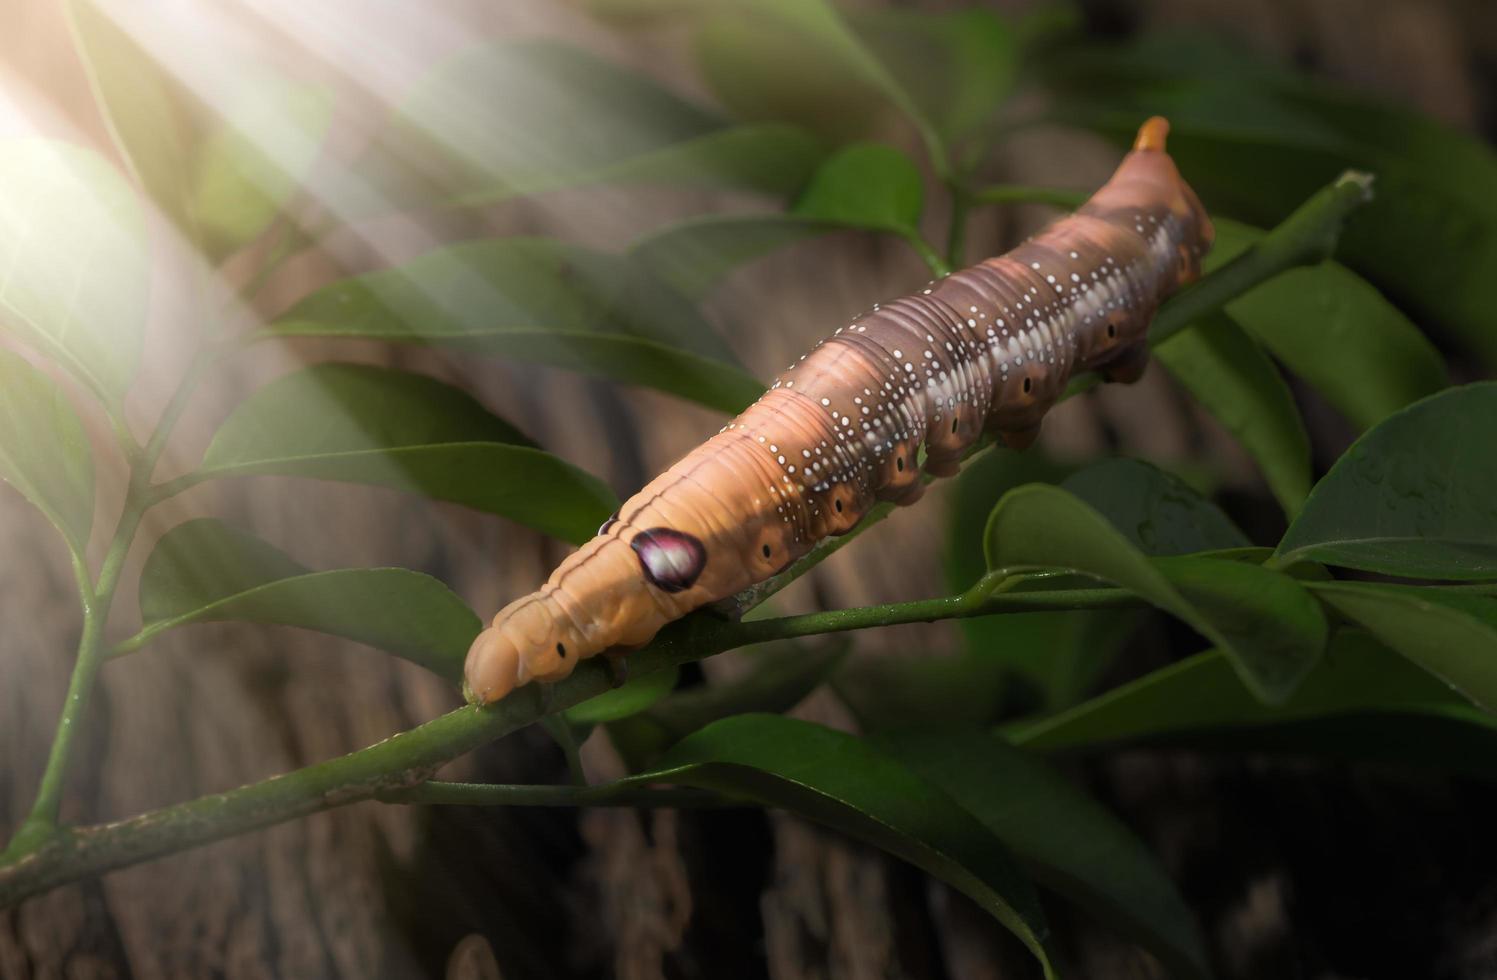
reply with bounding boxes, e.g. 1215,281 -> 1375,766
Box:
464,117 -> 1213,704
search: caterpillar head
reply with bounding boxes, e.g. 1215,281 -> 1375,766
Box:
464,593 -> 582,703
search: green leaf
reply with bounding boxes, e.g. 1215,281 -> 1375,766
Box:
852,8 -> 1019,152
629,214 -> 830,300
1208,218 -> 1445,431
190,76 -> 332,261
566,665 -> 680,725
263,238 -> 762,414
197,364 -> 616,544
693,11 -> 885,144
1312,583 -> 1497,712
877,734 -> 1208,979
0,349 -> 95,552
0,139 -> 146,400
1156,310 -> 1311,516
792,143 -> 924,236
67,0 -> 198,236
643,714 -> 1054,972
1009,629 -> 1471,751
356,41 -> 819,211
1059,457 -> 1250,556
133,519 -> 479,683
941,450 -> 1126,716
985,484 -> 1326,702
1275,383 -> 1497,579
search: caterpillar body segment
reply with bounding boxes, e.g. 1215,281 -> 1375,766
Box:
464,117 -> 1214,705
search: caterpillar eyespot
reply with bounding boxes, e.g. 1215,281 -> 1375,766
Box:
464,116 -> 1215,705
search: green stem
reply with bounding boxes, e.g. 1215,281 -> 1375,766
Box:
904,232 -> 952,278
541,716 -> 587,786
945,183 -> 972,269
0,170 -> 1375,905
8,346 -> 218,853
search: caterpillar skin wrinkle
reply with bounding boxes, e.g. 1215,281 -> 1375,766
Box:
464,117 -> 1214,705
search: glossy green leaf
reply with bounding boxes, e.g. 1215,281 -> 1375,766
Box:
1060,457 -> 1250,556
0,139 -> 146,400
643,714 -> 1054,972
1275,383 -> 1497,579
566,665 -> 680,725
1157,310 -> 1311,516
792,142 -> 923,236
197,364 -> 616,544
1010,629 -> 1471,751
133,519 -> 479,683
985,485 -> 1326,702
0,349 -> 95,552
877,734 -> 1208,979
629,214 -> 830,300
1208,218 -> 1445,431
1313,583 -> 1497,712
67,0 -> 198,236
190,76 -> 332,260
263,238 -> 762,414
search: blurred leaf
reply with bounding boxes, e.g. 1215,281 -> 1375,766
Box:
1157,310 -> 1311,517
877,734 -> 1208,979
793,143 -> 924,236
1059,457 -> 1250,556
644,714 -> 1054,970
1312,583 -> 1497,712
1275,383 -> 1497,579
0,139 -> 146,400
1009,629 -> 1470,751
691,9 -> 886,145
190,76 -> 332,261
566,664 -> 679,725
134,518 -> 479,683
1208,219 -> 1445,431
197,364 -> 616,544
264,238 -> 762,413
67,0 -> 198,235
629,214 -> 830,299
0,349 -> 95,553
852,8 -> 1018,154
985,485 -> 1326,702
358,41 -> 819,211
1046,35 -> 1497,366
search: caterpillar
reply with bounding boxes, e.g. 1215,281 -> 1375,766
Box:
464,116 -> 1213,704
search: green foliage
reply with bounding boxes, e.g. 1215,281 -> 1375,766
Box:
985,482 -> 1325,703
197,364 -> 617,544
1155,311 -> 1311,516
263,238 -> 762,413
131,519 -> 481,683
0,349 -> 95,554
0,140 -> 146,402
641,713 -> 1055,971
793,143 -> 924,237
1207,218 -> 1447,430
1275,383 -> 1497,578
